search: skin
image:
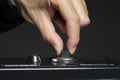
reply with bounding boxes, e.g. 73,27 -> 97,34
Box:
16,0 -> 90,55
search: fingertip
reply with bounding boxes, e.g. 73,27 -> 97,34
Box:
67,38 -> 79,54
69,47 -> 77,55
54,45 -> 63,56
54,38 -> 63,56
67,44 -> 77,55
52,43 -> 62,56
47,33 -> 63,56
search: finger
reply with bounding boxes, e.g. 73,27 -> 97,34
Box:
16,2 -> 34,24
21,9 -> 34,23
57,0 -> 81,54
82,0 -> 89,12
47,7 -> 66,34
72,0 -> 90,28
28,9 -> 63,55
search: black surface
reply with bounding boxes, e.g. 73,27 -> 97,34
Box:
0,57 -> 120,80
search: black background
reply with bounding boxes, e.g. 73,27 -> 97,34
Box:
0,0 -> 120,60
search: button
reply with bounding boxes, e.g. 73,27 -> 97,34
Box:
26,55 -> 42,65
60,51 -> 70,58
52,51 -> 78,66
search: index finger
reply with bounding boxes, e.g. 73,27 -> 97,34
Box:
57,0 -> 80,54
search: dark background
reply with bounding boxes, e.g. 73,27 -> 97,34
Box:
0,0 -> 120,59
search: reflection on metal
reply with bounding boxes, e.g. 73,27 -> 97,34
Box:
52,51 -> 78,66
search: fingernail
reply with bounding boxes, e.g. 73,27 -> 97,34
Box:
69,47 -> 77,55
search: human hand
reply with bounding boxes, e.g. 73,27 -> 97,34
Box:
16,0 -> 90,55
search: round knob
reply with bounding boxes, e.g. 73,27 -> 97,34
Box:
26,55 -> 42,65
52,51 -> 78,66
60,51 -> 71,58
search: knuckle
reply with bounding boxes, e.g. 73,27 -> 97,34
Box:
42,33 -> 51,41
80,16 -> 90,26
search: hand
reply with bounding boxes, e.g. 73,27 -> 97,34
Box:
16,0 -> 90,55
